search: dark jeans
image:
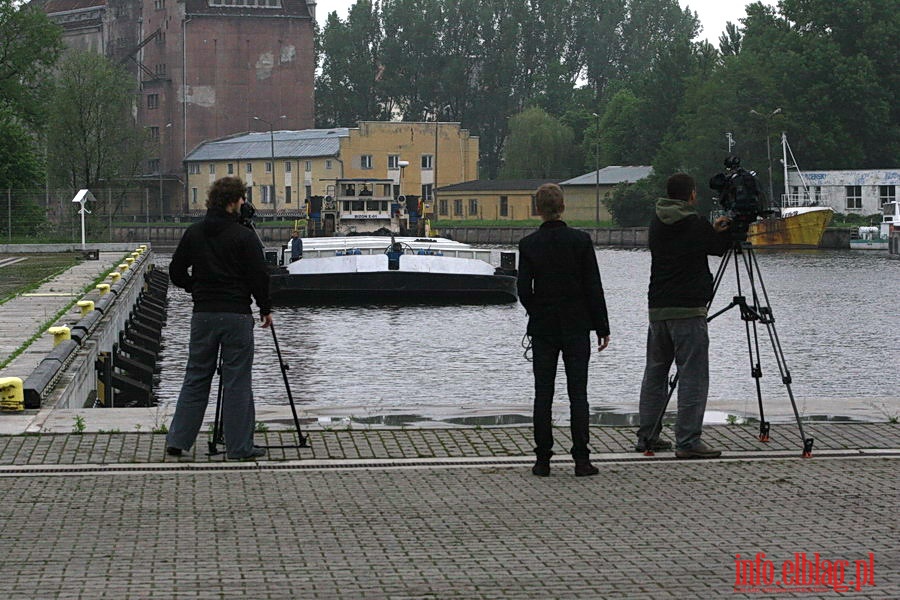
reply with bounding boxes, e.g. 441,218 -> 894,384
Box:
637,317 -> 710,450
531,333 -> 592,460
166,312 -> 257,458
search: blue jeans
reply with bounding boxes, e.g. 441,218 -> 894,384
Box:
637,317 -> 710,450
166,312 -> 257,458
531,333 -> 592,460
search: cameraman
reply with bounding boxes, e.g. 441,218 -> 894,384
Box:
165,176 -> 272,461
636,173 -> 730,459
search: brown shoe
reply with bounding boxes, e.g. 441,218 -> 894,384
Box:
675,441 -> 721,459
574,461 -> 599,477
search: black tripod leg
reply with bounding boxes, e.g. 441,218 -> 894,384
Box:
207,355 -> 225,456
266,323 -> 308,449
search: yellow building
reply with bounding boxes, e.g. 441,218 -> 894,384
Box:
559,166 -> 653,222
434,180 -> 560,222
183,122 -> 479,215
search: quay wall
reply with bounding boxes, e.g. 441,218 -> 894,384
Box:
437,227 -> 649,247
43,252 -> 155,409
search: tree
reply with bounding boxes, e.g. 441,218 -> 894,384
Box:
0,0 -> 62,123
45,51 -> 148,190
603,179 -> 657,226
0,109 -> 43,189
499,107 -> 576,179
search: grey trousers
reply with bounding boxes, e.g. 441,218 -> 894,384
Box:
166,312 -> 257,458
637,317 -> 709,450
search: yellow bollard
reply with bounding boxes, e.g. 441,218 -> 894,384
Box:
96,283 -> 111,295
77,300 -> 95,317
117,263 -> 129,273
124,257 -> 135,265
134,247 -> 145,255
130,252 -> 140,260
139,244 -> 147,251
0,377 -> 24,412
48,326 -> 71,346
108,272 -> 121,282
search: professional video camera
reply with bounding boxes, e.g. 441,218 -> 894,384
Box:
709,156 -> 768,240
238,200 -> 256,228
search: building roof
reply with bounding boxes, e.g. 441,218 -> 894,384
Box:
561,166 -> 653,186
436,179 -> 561,193
184,129 -> 349,162
41,0 -> 106,13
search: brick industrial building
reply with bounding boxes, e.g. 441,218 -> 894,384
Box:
38,0 -> 317,215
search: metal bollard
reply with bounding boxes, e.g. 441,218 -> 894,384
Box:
77,300 -> 95,317
96,283 -> 111,295
48,326 -> 71,346
0,377 -> 24,412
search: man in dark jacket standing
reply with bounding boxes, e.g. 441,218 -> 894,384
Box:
165,177 -> 272,460
636,173 -> 731,459
518,183 -> 610,477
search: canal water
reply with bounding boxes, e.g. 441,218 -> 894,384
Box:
155,248 -> 900,425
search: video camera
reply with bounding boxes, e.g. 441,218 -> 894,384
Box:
239,201 -> 256,228
709,156 -> 769,240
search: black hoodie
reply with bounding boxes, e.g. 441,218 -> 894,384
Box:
169,208 -> 272,316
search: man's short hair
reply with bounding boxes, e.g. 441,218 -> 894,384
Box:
666,173 -> 695,202
535,183 -> 565,220
207,177 -> 246,210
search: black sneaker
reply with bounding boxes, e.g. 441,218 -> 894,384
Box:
531,459 -> 550,477
574,461 -> 599,477
166,447 -> 183,457
634,439 -> 673,453
228,447 -> 266,461
675,441 -> 721,459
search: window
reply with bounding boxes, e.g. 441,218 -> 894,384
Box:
191,188 -> 198,204
421,184 -> 433,201
388,155 -> 400,169
360,155 -> 373,169
208,163 -> 215,175
305,185 -> 311,199
188,163 -> 200,174
155,31 -> 166,45
305,161 -> 312,172
147,94 -> 159,109
879,185 -> 896,206
846,185 -> 862,210
208,0 -> 282,7
421,154 -> 433,170
468,198 -> 478,216
154,0 -> 163,9
147,126 -> 159,140
262,185 -> 274,204
155,64 -> 167,77
439,199 -> 448,216
284,161 -> 292,173
285,186 -> 292,204
265,161 -> 272,174
227,163 -> 234,175
246,163 -> 252,174
453,199 -> 463,216
326,160 -> 333,170
500,195 -> 508,217
148,158 -> 160,173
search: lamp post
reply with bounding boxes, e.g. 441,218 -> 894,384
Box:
750,108 -> 782,204
592,112 -> 600,224
253,115 -> 286,213
159,122 -> 172,222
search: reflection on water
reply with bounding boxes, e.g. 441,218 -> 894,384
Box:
155,248 -> 900,423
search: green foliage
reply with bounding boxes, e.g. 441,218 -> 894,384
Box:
603,180 -> 657,227
0,109 -> 44,189
72,415 -> 86,434
500,107 -> 575,179
46,51 -> 148,191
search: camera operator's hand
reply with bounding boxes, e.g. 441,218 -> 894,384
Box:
713,216 -> 732,233
260,313 -> 273,328
597,335 -> 609,352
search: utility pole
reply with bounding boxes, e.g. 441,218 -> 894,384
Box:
253,115 -> 286,213
592,112 -> 600,224
750,108 -> 782,204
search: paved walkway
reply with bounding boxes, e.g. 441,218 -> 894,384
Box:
0,424 -> 897,598
0,252 -> 129,380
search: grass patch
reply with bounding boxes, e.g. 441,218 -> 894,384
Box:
0,253 -> 81,305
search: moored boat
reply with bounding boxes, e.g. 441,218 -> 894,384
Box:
747,134 -> 833,248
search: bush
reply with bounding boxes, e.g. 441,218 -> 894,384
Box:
603,181 -> 657,227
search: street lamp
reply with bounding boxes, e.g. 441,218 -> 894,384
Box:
592,112 -> 600,224
253,115 -> 286,213
750,108 -> 782,205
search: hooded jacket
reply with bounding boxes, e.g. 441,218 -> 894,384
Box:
647,198 -> 730,321
169,208 -> 272,315
517,220 -> 610,337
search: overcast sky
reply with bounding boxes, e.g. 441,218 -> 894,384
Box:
313,0 -> 779,44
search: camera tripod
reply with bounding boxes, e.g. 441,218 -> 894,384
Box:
644,240 -> 814,458
208,321 -> 309,456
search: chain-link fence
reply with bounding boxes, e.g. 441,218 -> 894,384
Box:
1,187 -> 172,244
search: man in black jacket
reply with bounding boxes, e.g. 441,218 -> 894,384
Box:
518,183 -> 610,477
165,177 -> 272,460
636,173 -> 731,459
